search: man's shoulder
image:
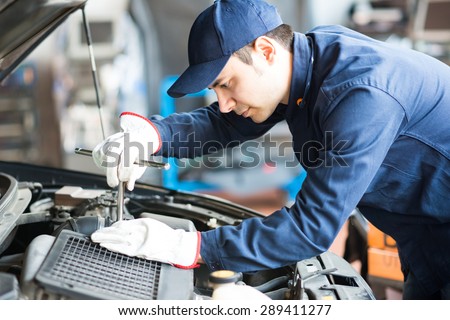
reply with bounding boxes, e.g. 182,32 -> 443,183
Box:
306,25 -> 357,35
305,24 -> 377,45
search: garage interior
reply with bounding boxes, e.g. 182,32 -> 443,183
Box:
1,0 -> 449,300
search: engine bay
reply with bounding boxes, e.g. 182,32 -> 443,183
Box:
0,164 -> 375,300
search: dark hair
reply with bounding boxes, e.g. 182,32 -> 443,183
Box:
234,24 -> 294,65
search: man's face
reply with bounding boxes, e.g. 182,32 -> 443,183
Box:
208,52 -> 287,123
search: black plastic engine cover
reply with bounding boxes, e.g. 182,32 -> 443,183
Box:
291,251 -> 375,300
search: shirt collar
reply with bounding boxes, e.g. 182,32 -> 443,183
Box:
288,33 -> 314,109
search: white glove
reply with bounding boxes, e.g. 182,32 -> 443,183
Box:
90,218 -> 201,269
93,112 -> 161,191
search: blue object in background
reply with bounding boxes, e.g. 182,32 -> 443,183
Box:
0,62 -> 37,89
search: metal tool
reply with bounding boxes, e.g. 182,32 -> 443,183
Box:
74,148 -> 170,170
117,182 -> 125,221
75,148 -> 169,221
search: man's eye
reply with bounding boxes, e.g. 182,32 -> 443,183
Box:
220,82 -> 229,89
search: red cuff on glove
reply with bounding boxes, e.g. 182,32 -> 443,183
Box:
120,111 -> 162,154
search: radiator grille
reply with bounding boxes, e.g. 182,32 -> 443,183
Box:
36,230 -> 161,299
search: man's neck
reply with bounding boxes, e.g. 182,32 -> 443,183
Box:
280,51 -> 293,105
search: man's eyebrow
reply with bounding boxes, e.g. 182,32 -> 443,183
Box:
209,77 -> 224,89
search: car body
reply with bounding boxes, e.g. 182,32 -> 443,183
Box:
0,0 -> 375,300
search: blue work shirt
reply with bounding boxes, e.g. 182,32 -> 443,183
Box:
152,25 -> 450,295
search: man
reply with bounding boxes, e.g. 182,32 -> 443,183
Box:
91,0 -> 450,299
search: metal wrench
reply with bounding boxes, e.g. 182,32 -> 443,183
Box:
117,181 -> 125,221
74,148 -> 170,170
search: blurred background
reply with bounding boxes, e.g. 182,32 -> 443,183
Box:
1,0 -> 449,299
2,0 -> 449,194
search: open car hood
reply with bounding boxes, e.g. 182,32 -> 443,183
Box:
0,0 -> 87,82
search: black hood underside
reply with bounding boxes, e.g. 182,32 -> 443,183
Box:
0,0 -> 87,83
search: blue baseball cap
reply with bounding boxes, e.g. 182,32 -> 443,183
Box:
167,0 -> 283,98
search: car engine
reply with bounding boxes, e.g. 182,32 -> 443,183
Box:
0,167 -> 375,300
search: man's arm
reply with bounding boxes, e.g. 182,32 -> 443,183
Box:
200,87 -> 407,272
151,102 -> 284,159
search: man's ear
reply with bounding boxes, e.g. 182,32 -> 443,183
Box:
253,36 -> 276,63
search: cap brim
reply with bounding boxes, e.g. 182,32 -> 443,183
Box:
167,55 -> 231,98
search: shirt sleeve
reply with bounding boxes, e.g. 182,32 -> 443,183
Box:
150,102 -> 284,158
201,87 -> 407,272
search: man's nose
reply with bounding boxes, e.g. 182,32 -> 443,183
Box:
217,92 -> 234,113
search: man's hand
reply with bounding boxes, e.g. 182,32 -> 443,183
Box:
92,112 -> 161,191
91,218 -> 201,269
